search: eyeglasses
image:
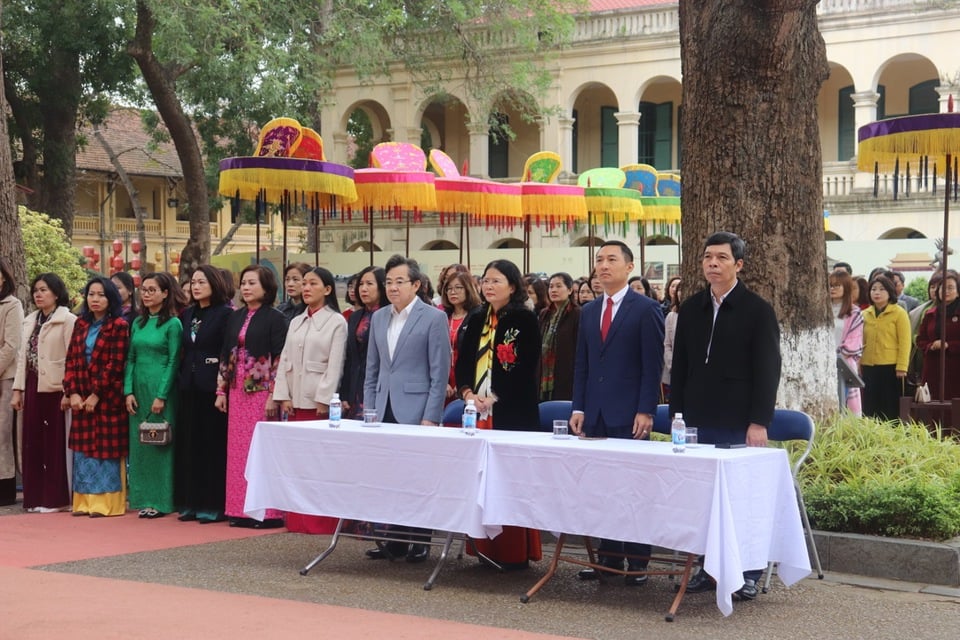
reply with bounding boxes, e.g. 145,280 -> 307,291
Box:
385,279 -> 412,288
445,285 -> 465,293
140,287 -> 161,295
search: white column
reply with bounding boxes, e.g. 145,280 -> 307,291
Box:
331,132 -> 349,165
467,122 -> 490,178
937,84 -> 959,113
615,111 -> 641,168
558,115 -> 576,176
851,91 -> 881,192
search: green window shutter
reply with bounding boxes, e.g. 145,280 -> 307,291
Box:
838,85 -> 855,161
600,106 -> 618,168
653,102 -> 673,170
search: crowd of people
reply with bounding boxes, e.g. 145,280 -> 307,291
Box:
829,262 -> 959,422
1,231 -> 786,600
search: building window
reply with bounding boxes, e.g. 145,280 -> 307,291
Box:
909,79 -> 939,115
488,112 -> 509,179
638,101 -> 672,169
600,106 -> 618,168
572,109 -> 579,174
838,85 -> 885,161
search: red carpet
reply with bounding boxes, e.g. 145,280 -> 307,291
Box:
0,510 -> 278,567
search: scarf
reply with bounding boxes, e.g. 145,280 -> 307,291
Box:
27,311 -> 51,372
474,306 -> 497,419
539,299 -> 570,400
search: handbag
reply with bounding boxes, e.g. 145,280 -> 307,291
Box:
914,382 -> 931,404
836,355 -> 865,389
139,419 -> 172,446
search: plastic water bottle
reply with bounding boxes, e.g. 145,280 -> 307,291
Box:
671,412 -> 686,453
462,399 -> 477,435
329,393 -> 342,428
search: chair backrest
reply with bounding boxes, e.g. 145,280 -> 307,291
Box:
442,399 -> 465,428
621,163 -> 659,195
652,404 -> 672,435
370,142 -> 427,171
656,173 -> 681,196
538,400 -> 573,432
577,167 -> 627,188
523,151 -> 562,183
766,409 -> 816,476
429,149 -> 461,177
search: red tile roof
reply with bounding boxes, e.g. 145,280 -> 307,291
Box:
77,108 -> 183,178
588,0 -> 673,11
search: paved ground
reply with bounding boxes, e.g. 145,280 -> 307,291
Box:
3,500 -> 960,640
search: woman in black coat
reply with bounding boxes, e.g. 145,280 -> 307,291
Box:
455,259 -> 541,568
175,265 -> 233,523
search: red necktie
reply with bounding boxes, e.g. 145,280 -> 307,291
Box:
601,297 -> 613,342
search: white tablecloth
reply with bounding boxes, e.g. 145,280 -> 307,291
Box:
478,431 -> 811,616
244,420 -> 494,539
244,422 -> 811,616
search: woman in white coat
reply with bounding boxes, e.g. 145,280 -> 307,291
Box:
0,259 -> 24,506
11,274 -> 76,512
273,266 -> 347,533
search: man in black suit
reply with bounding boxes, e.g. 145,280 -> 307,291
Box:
669,231 -> 782,601
570,240 -> 664,585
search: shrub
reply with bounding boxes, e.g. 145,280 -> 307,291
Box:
19,206 -> 88,303
793,413 -> 960,541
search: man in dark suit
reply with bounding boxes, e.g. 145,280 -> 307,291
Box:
670,231 -> 782,601
570,240 -> 664,586
363,254 -> 451,563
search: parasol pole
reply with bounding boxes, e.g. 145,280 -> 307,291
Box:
588,212 -> 595,273
938,153 -> 951,406
255,189 -> 263,264
281,190 -> 289,271
459,214 -> 465,265
466,216 -> 472,270
405,211 -> 411,256
368,206 -> 375,267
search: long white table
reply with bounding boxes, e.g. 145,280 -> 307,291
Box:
244,421 -> 811,615
478,431 -> 811,616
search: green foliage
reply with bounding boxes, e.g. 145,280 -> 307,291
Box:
19,207 -> 89,304
797,413 -> 960,540
905,276 -> 929,302
347,109 -> 375,170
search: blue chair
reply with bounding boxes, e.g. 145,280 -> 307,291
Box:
538,400 -> 573,432
442,399 -> 465,427
652,404 -> 672,435
764,409 -> 825,591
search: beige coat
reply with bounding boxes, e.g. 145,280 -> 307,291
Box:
0,296 -> 24,381
13,306 -> 77,393
273,306 -> 347,410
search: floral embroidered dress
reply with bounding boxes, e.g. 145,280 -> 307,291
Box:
223,308 -> 283,520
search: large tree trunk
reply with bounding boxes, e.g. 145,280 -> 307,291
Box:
679,0 -> 834,417
3,76 -> 41,211
129,0 -> 209,273
0,20 -> 28,302
37,54 -> 81,237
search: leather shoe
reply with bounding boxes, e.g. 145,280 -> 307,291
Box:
735,578 -> 758,601
365,547 -> 391,560
625,565 -> 649,586
577,565 -> 619,581
683,569 -> 716,593
405,544 -> 429,563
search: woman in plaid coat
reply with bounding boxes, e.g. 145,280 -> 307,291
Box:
63,277 -> 130,517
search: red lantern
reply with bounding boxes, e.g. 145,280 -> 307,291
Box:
130,239 -> 142,254
112,255 -> 124,272
112,238 -> 123,255
82,245 -> 95,257
130,257 -> 141,270
132,274 -> 142,287
90,251 -> 100,269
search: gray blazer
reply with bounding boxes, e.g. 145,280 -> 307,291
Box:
363,298 -> 451,425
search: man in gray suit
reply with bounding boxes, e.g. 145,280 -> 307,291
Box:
363,254 -> 451,562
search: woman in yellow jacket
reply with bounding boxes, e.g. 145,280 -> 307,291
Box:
861,274 -> 911,421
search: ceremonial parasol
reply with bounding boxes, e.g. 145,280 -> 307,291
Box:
429,149 -> 522,268
218,118 -> 357,266
577,168 -> 645,267
857,100 -> 960,406
518,152 -> 587,273
622,163 -> 682,270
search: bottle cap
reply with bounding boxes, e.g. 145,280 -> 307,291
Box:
466,398 -> 475,405
674,413 -> 682,419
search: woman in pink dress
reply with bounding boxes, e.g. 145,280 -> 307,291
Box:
215,265 -> 288,529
